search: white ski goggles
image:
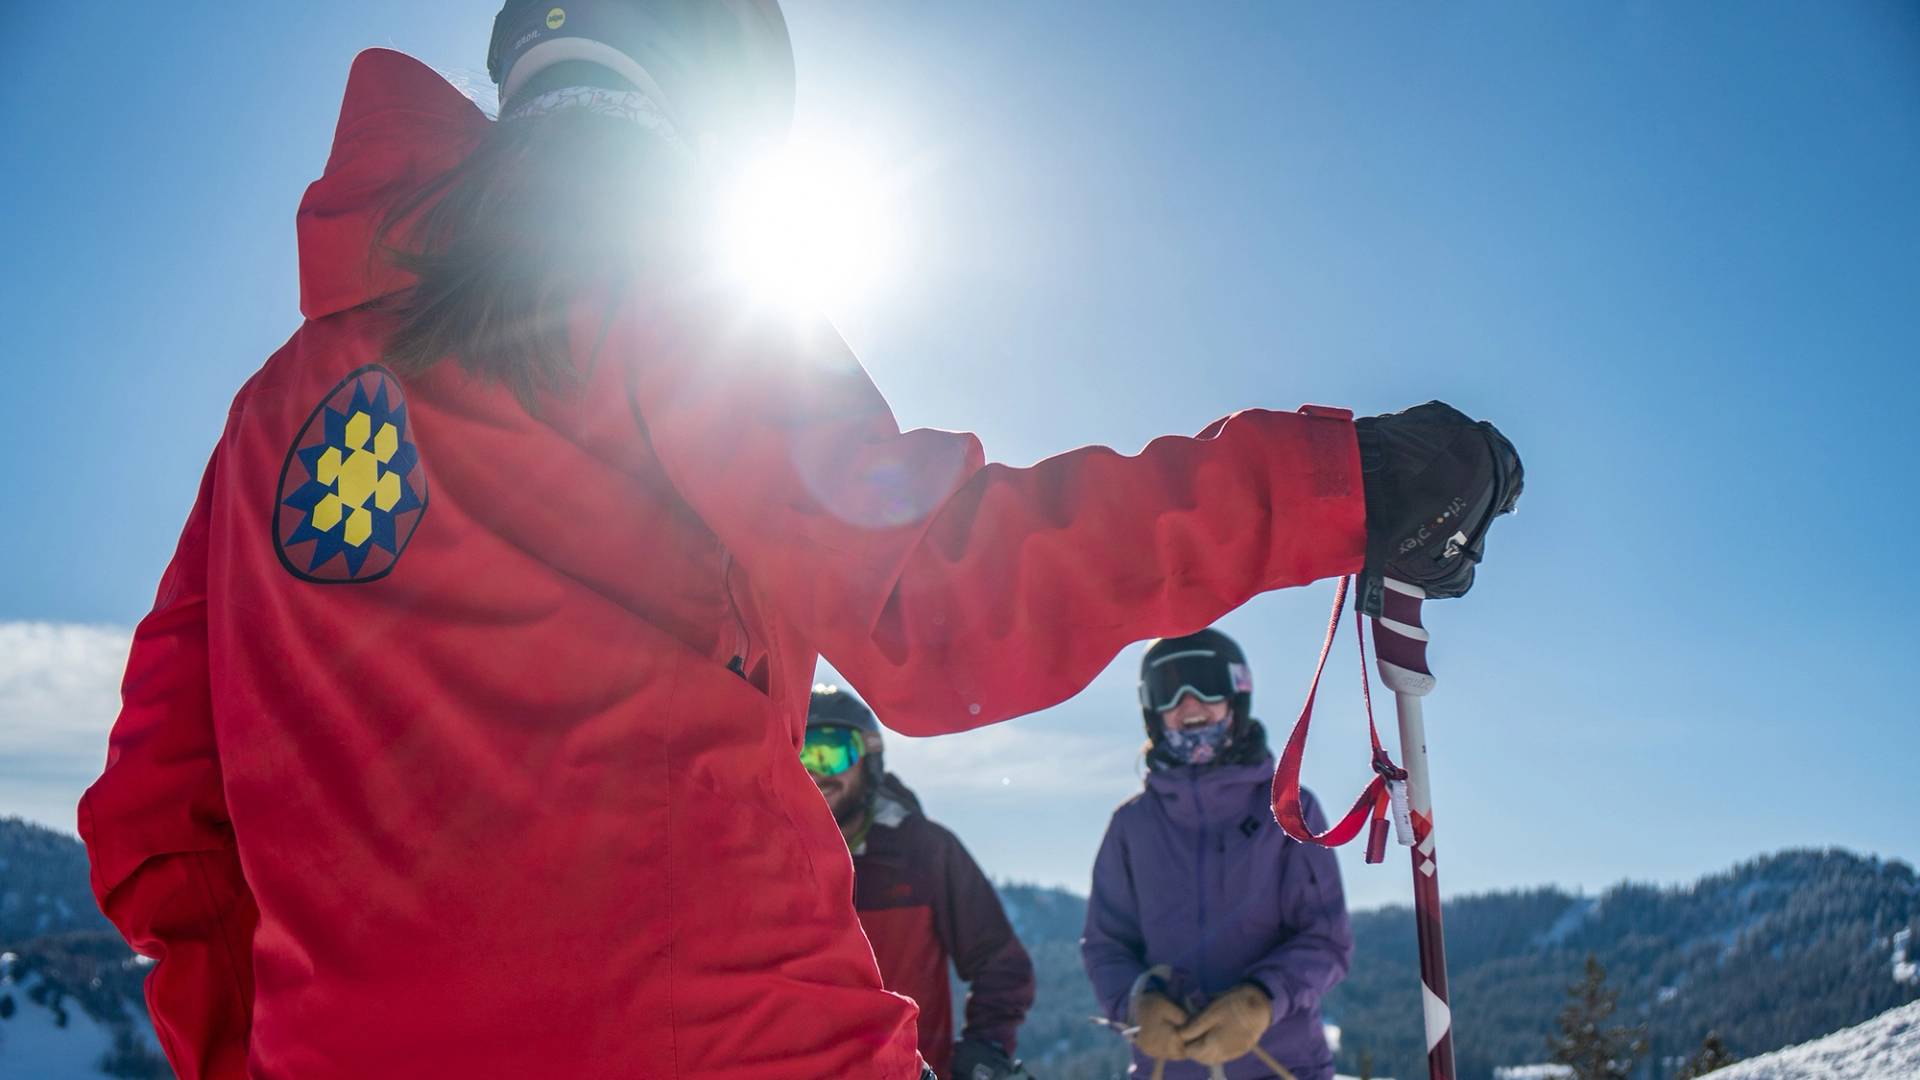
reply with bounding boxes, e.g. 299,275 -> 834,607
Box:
1139,649 -> 1253,713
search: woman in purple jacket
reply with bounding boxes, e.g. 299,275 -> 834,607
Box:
1082,628 -> 1353,1080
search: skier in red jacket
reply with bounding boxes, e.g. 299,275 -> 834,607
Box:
78,2 -> 1520,1078
805,686 -> 1036,1080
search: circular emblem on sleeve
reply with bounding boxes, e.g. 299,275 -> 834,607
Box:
274,365 -> 428,584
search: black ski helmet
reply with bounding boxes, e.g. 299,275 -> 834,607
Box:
1139,628 -> 1256,764
807,683 -> 884,780
487,0 -> 794,149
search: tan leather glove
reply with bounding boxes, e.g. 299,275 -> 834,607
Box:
1132,990 -> 1191,1062
1176,983 -> 1273,1066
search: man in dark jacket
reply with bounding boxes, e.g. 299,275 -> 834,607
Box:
1081,629 -> 1353,1080
806,686 -> 1037,1080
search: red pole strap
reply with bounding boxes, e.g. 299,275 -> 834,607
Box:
1270,577 -> 1406,853
1274,575 -> 1457,1080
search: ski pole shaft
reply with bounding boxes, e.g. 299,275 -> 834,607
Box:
1249,1045 -> 1302,1080
1371,577 -> 1456,1080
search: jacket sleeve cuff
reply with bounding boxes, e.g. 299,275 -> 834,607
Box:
1125,965 -> 1173,1022
1244,969 -> 1295,1025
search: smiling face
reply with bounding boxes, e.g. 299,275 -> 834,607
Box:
1156,691 -> 1235,765
1159,691 -> 1232,732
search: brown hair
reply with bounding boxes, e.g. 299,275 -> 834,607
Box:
376,67 -> 698,406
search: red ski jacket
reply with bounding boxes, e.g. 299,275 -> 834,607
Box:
77,49 -> 1365,1080
852,776 -> 1034,1078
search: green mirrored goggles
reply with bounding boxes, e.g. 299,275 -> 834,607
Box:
800,725 -> 865,778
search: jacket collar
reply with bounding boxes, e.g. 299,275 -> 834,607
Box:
850,773 -> 921,857
1143,755 -> 1276,830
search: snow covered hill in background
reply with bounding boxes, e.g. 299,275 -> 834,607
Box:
0,952 -> 162,1079
1,820 -> 166,1077
1328,849 -> 1920,1078
0,943 -> 164,1078
1707,1000 -> 1919,1080
5,816 -> 1918,1080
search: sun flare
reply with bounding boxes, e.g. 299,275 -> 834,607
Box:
716,140 -> 897,314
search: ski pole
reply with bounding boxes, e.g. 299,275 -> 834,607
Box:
1092,1011 -> 1302,1079
1249,1045 -> 1301,1080
1371,576 -> 1455,1080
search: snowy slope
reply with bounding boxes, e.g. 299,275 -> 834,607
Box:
1707,1000 -> 1920,1080
0,951 -> 163,1078
0,971 -> 122,1078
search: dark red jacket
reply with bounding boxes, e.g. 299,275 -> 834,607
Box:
77,49 -> 1366,1080
853,776 -> 1034,1079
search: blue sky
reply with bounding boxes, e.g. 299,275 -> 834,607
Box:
2,3 -> 1916,910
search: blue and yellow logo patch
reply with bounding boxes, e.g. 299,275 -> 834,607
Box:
274,365 -> 428,584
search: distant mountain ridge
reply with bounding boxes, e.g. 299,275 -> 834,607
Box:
2,818 -> 164,1078
3,817 -> 1916,1079
990,851 -> 1920,1079
0,817 -> 110,943
1328,849 -> 1920,1078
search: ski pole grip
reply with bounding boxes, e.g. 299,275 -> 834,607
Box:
1371,578 -> 1435,697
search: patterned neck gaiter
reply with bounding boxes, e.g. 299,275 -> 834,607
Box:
1160,718 -> 1234,766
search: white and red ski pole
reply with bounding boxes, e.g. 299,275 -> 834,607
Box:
1273,573 -> 1462,1080
1372,577 -> 1454,1080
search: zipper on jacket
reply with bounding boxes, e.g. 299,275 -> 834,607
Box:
719,549 -> 751,678
1191,774 -> 1208,978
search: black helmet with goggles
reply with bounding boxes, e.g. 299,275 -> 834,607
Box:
804,684 -> 884,781
1138,628 -> 1261,767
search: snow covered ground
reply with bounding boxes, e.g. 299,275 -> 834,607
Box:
0,969 -> 124,1079
1708,1000 -> 1920,1080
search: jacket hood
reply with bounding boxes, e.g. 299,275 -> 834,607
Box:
874,772 -> 923,820
296,49 -> 491,321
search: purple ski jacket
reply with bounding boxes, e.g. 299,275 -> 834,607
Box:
1081,752 -> 1352,1080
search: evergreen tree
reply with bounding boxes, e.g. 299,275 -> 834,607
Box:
1674,1032 -> 1738,1079
1547,954 -> 1645,1080
98,1026 -> 171,1078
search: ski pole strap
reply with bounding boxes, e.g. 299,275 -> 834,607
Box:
1271,576 -> 1409,854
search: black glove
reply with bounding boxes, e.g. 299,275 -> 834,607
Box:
1354,401 -> 1523,617
950,1037 -> 1034,1080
